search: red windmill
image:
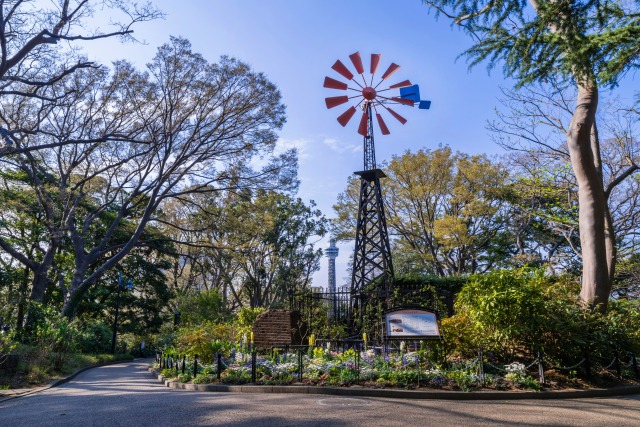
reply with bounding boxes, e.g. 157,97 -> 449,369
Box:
324,52 -> 430,168
323,52 -> 431,335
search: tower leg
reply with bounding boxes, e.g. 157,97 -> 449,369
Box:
350,169 -> 394,337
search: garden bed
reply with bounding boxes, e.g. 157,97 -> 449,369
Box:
154,348 -> 640,393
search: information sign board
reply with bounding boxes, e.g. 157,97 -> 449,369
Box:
385,309 -> 440,338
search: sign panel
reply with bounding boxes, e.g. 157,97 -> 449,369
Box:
385,309 -> 440,338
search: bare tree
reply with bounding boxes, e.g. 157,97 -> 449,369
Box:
489,83 -> 640,276
0,0 -> 161,157
0,37 -> 293,318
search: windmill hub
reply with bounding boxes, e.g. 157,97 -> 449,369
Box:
362,87 -> 376,100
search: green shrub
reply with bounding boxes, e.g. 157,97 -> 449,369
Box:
177,372 -> 192,383
193,374 -> 216,384
446,268 -> 640,368
76,321 -> 112,354
174,323 -> 236,363
22,303 -> 80,370
454,268 -> 549,357
235,307 -> 266,338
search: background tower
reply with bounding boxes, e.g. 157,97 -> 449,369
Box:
325,239 -> 340,294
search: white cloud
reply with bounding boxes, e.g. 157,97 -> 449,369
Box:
274,137 -> 310,160
323,137 -> 361,154
250,137 -> 310,170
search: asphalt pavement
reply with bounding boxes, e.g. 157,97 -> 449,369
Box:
1,358 -> 639,426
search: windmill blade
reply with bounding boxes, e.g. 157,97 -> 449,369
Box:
357,111 -> 369,136
376,113 -> 390,135
387,107 -> 407,125
400,84 -> 420,102
325,96 -> 349,109
370,54 -> 381,74
332,60 -> 354,80
337,106 -> 357,127
323,76 -> 348,90
389,80 -> 412,89
349,51 -> 364,74
391,97 -> 415,106
381,63 -> 400,80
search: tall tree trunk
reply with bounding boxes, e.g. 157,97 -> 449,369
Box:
567,83 -> 610,311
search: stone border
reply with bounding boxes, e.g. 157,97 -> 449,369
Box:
150,368 -> 640,400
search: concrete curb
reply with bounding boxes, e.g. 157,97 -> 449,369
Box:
0,357 -> 136,404
149,368 -> 640,400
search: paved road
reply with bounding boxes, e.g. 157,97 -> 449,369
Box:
1,358 -> 639,426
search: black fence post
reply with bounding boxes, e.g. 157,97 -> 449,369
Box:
537,352 -> 545,385
297,349 -> 303,381
584,351 -> 592,382
217,353 -> 222,380
477,346 -> 485,386
182,355 -> 186,374
251,351 -> 257,383
631,353 -> 639,380
356,347 -> 361,381
614,351 -> 621,377
193,354 -> 198,378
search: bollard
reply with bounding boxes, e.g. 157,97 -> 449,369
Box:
477,346 -> 485,386
217,353 -> 222,380
537,352 -> 545,385
251,351 -> 257,383
584,351 -> 592,382
193,354 -> 198,378
182,355 -> 186,374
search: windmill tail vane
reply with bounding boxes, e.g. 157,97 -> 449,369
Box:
323,51 -> 430,136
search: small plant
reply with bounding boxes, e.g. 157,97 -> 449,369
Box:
504,362 -> 540,391
220,366 -> 251,384
177,372 -> 192,383
193,374 -> 216,384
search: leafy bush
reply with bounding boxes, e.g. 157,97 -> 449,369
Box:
177,372 -> 192,383
22,303 -> 80,370
193,374 -> 216,384
447,268 -> 640,367
454,268 -> 548,357
174,322 -> 236,363
76,321 -> 112,354
235,307 -> 266,338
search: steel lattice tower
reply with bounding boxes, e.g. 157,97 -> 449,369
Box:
322,51 -> 431,334
351,102 -> 394,297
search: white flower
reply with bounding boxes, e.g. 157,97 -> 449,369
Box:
505,362 -> 526,375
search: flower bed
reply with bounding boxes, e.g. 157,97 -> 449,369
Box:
155,347 -> 562,392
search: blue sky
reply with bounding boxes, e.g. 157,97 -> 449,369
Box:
82,0 -> 558,288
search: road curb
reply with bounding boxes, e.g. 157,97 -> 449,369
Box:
0,357 -> 137,404
149,368 -> 640,400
